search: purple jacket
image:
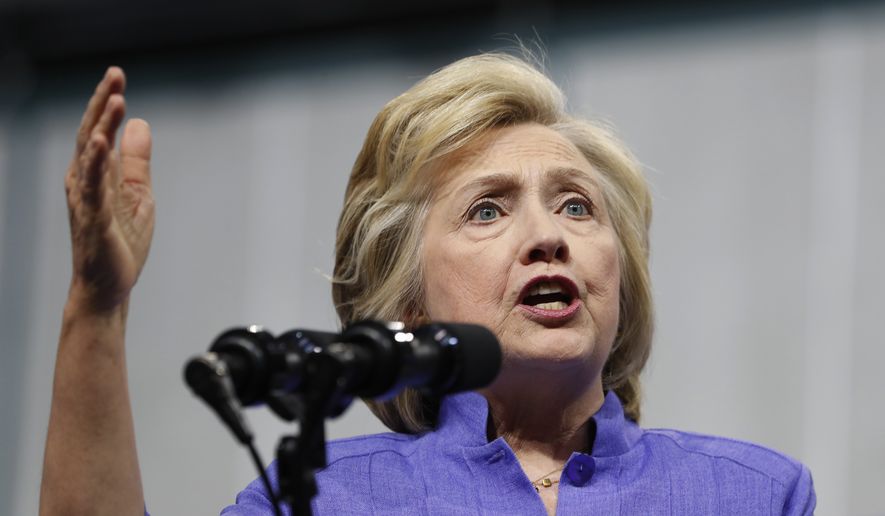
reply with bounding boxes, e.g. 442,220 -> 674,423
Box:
222,391 -> 815,515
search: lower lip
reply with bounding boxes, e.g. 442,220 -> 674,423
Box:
518,298 -> 582,322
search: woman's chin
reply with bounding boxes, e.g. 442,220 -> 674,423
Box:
503,330 -> 600,370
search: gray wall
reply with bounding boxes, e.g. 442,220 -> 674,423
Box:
2,5 -> 883,515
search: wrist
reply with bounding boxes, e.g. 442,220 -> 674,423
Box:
64,279 -> 130,325
58,285 -> 130,361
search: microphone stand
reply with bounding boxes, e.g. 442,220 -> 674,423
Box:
275,351 -> 353,516
186,320 -> 500,515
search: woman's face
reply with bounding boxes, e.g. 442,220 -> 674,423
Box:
421,124 -> 621,379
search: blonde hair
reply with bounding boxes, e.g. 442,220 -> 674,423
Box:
333,53 -> 653,431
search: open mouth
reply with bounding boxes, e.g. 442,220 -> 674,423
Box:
518,277 -> 578,311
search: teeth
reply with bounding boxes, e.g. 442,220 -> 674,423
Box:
535,301 -> 568,310
528,281 -> 566,297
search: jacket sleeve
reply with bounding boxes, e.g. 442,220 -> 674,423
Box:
781,464 -> 816,516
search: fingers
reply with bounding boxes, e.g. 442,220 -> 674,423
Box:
119,119 -> 152,187
93,93 -> 126,152
71,67 -> 126,213
76,67 -> 126,154
75,92 -> 125,200
78,133 -> 110,208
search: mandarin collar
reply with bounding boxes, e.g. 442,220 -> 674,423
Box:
436,390 -> 642,457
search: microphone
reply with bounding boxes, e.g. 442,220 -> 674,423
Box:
183,352 -> 254,444
185,326 -> 337,407
184,320 -> 501,436
325,320 -> 502,399
184,326 -> 337,437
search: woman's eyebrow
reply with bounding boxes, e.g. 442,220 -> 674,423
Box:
457,172 -> 523,196
450,167 -> 599,203
543,166 -> 602,192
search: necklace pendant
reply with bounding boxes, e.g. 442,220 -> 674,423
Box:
541,478 -> 553,488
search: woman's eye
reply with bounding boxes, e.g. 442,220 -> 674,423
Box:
468,202 -> 502,222
477,207 -> 498,221
563,199 -> 592,217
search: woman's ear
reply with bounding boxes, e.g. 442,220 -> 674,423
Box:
404,307 -> 431,329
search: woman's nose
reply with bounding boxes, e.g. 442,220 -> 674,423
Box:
518,208 -> 570,265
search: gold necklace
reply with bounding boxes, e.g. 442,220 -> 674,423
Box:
530,466 -> 563,492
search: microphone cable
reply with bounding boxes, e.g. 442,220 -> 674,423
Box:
246,441 -> 283,516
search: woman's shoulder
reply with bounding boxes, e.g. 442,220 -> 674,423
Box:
223,431 -> 425,514
636,427 -> 815,514
641,427 -> 805,482
324,429 -> 423,465
315,430 -> 429,488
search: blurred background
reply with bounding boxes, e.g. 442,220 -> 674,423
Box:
2,0 -> 883,514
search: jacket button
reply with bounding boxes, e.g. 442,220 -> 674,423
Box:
565,455 -> 595,486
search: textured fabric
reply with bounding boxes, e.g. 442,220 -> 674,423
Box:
222,392 -> 815,515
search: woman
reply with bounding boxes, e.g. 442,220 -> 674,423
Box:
41,53 -> 815,515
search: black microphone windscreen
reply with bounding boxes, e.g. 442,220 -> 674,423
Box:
439,323 -> 502,393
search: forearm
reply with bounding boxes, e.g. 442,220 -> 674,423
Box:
40,293 -> 144,516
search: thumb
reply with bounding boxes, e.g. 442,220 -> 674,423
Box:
119,118 -> 152,187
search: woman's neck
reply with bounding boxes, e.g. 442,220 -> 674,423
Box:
481,370 -> 605,466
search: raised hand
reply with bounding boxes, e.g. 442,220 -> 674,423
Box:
41,67 -> 151,516
65,66 -> 154,314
